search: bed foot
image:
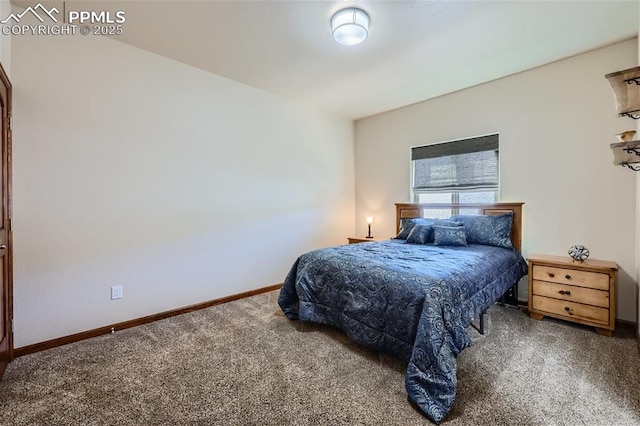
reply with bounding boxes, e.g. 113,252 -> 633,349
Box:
470,310 -> 487,335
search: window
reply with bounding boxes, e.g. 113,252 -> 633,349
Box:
411,134 -> 499,217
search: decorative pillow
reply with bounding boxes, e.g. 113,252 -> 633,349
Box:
406,224 -> 435,244
449,212 -> 513,249
433,225 -> 467,246
395,218 -> 435,240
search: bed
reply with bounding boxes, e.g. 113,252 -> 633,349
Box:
278,202 -> 528,423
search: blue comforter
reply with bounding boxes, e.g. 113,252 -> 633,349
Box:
278,239 -> 528,423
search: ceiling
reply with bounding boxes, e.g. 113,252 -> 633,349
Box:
15,1 -> 640,119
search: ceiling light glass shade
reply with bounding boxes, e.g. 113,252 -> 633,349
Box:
331,8 -> 369,46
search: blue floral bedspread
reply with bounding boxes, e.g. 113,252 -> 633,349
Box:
278,239 -> 528,423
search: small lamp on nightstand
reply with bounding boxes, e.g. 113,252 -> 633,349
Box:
366,216 -> 374,238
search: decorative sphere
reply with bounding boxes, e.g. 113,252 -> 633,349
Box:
568,245 -> 589,262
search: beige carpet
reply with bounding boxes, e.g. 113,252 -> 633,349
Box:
0,290 -> 638,425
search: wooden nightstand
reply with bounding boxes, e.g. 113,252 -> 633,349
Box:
347,236 -> 388,244
527,254 -> 617,336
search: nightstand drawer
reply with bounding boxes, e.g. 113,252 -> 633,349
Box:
531,295 -> 609,325
531,280 -> 609,308
532,265 -> 609,290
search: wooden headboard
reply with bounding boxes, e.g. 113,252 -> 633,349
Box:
395,203 -> 524,252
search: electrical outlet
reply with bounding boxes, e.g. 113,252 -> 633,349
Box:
111,285 -> 123,300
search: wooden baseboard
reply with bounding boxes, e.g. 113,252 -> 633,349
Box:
14,283 -> 283,358
616,318 -> 637,329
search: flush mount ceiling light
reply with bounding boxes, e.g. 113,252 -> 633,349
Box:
331,7 -> 369,46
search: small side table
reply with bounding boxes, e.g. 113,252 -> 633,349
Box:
347,236 -> 388,244
527,254 -> 617,336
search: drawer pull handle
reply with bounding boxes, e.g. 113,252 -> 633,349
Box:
559,290 -> 571,296
564,306 -> 570,312
565,274 -> 571,280
548,273 -> 555,278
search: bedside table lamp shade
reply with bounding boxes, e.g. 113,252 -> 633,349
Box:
366,216 -> 374,238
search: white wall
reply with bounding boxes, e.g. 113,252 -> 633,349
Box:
0,0 -> 10,77
12,34 -> 355,347
355,39 -> 638,322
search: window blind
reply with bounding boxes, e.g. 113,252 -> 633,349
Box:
412,134 -> 499,192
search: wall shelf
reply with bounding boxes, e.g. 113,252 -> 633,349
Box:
605,66 -> 640,118
606,66 -> 640,171
610,140 -> 640,170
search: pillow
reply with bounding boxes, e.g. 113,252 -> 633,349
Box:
433,219 -> 464,227
395,218 -> 435,240
433,225 -> 467,246
449,212 -> 513,249
406,224 -> 434,244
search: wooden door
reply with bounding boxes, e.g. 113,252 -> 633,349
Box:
0,63 -> 12,379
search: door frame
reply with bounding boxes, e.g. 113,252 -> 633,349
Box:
0,61 -> 12,378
